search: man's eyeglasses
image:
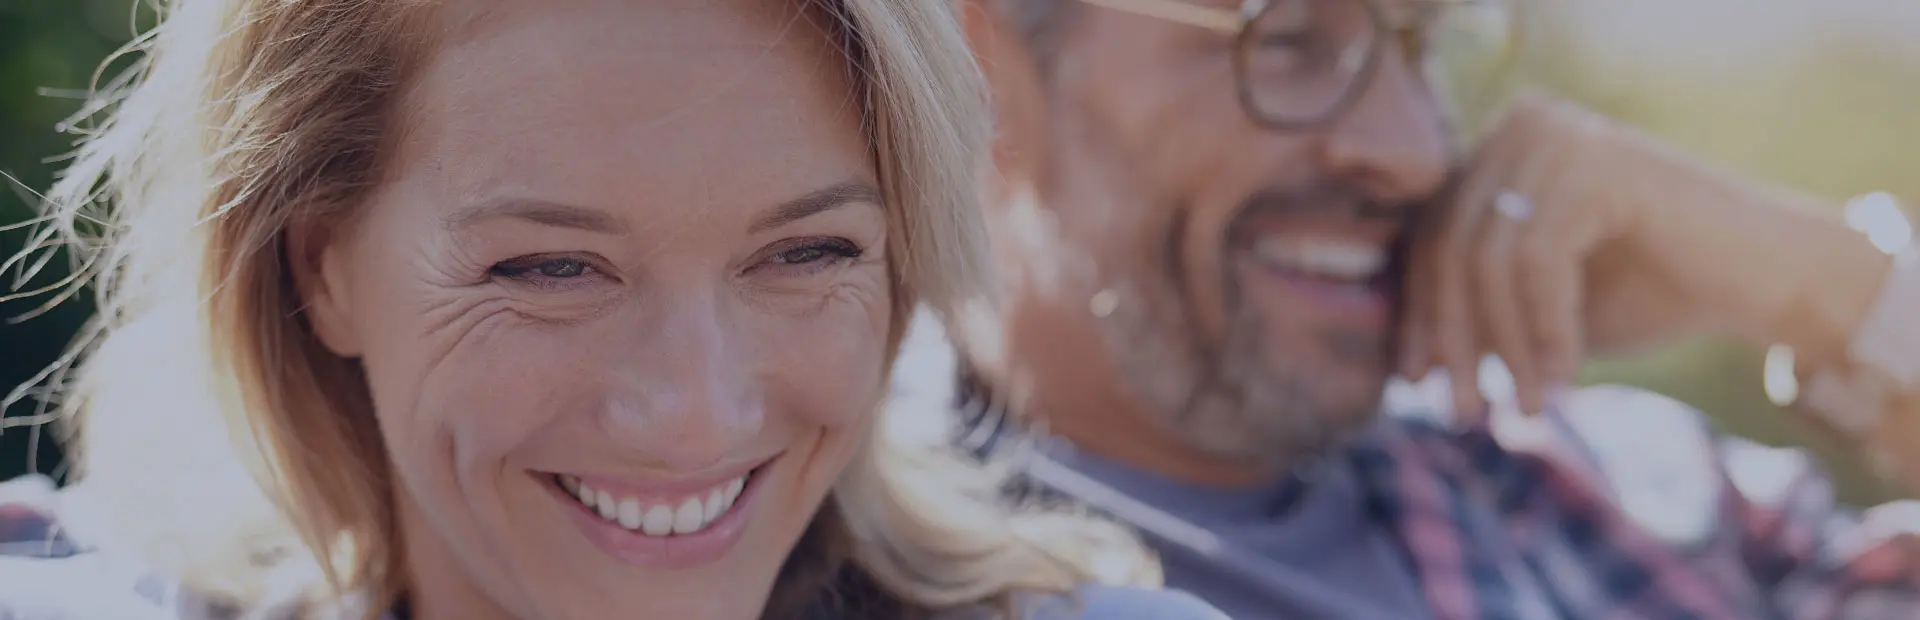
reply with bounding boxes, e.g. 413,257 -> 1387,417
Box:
1075,0 -> 1519,131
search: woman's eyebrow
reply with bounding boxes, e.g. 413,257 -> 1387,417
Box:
749,180 -> 882,234
442,181 -> 880,235
444,198 -> 629,235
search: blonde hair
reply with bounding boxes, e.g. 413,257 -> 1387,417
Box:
14,0 -> 1156,617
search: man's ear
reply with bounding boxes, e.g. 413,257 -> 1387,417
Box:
286,219 -> 363,358
957,0 -> 1051,194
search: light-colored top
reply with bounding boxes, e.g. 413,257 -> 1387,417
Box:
0,555 -> 1225,619
0,475 -> 1227,620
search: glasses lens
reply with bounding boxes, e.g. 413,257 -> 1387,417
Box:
1239,0 -> 1381,125
1421,0 -> 1520,134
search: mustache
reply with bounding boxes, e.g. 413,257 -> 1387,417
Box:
1231,182 -> 1419,227
1155,183 -> 1421,427
1222,182 -> 1423,254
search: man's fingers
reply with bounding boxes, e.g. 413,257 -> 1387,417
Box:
1473,196 -> 1541,414
1398,297 -> 1433,381
1435,191 -> 1493,418
1434,255 -> 1479,416
1399,231 -> 1438,381
1515,216 -> 1589,389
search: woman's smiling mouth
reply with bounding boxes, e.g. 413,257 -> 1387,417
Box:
559,473 -> 745,536
543,456 -> 774,569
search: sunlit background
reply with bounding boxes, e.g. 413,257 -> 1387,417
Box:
2,0 -> 1916,501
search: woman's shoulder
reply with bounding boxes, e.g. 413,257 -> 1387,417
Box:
0,534 -> 383,620
0,475 -> 361,620
0,551 -> 187,619
0,474 -> 182,618
1018,584 -> 1230,620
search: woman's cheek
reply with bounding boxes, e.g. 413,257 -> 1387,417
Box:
761,277 -> 892,429
407,310 -> 595,462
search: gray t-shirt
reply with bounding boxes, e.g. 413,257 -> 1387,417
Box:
978,586 -> 1229,620
1039,441 -> 1430,620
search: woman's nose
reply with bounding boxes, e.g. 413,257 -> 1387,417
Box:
597,295 -> 765,470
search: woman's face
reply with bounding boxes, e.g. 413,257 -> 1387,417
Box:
303,2 -> 889,617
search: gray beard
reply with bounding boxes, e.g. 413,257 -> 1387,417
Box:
1094,282 -> 1378,467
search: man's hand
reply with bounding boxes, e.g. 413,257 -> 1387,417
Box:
1397,92 -> 1891,418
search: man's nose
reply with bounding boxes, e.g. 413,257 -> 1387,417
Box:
598,295 -> 764,471
1315,53 -> 1454,204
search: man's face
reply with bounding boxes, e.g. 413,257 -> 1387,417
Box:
983,0 -> 1453,466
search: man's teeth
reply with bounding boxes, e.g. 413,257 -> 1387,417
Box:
559,474 -> 746,537
1252,238 -> 1386,280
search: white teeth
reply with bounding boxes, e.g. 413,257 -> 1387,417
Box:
672,498 -> 704,534
565,473 -> 750,537
617,498 -> 643,530
703,489 -> 726,522
1253,238 -> 1386,281
595,490 -> 617,521
642,505 -> 674,536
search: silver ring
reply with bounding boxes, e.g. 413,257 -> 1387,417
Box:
1494,190 -> 1533,221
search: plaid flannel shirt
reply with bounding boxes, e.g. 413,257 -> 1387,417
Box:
959,374 -> 1920,620
1355,386 -> 1920,620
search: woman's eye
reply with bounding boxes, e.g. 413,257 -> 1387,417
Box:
757,238 -> 864,275
490,256 -> 603,291
772,246 -> 829,265
533,259 -> 589,278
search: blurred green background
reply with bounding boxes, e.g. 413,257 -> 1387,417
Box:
1,0 -> 1915,502
0,0 -> 141,484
